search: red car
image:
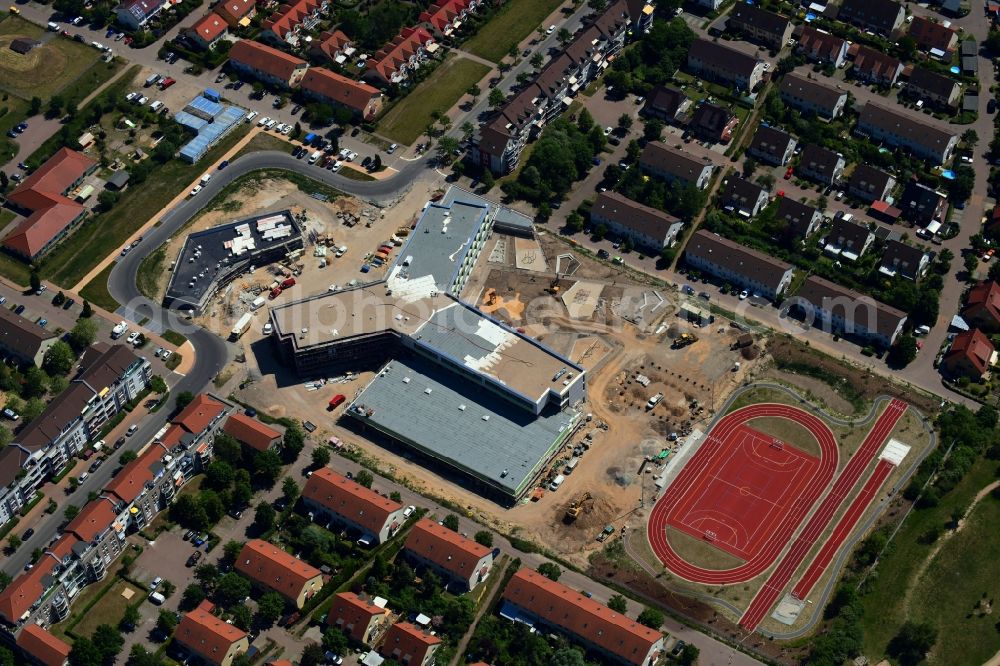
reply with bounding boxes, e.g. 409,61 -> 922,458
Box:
784,167 -> 793,180
159,77 -> 176,90
328,394 -> 346,410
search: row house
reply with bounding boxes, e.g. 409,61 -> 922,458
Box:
302,468 -> 405,544
688,102 -> 737,143
589,192 -> 683,252
365,27 -> 436,86
747,125 -> 796,166
236,540 -> 323,608
176,602 -> 250,666
727,3 -> 793,51
823,214 -> 873,261
962,281 -> 1000,332
686,38 -> 766,92
310,29 -> 353,64
419,0 -> 480,38
3,345 -> 150,511
684,230 -> 794,300
906,66 -> 961,108
403,519 -> 494,592
640,85 -> 690,124
501,568 -> 664,666
158,393 -> 232,470
908,16 -> 958,54
720,176 -> 770,219
260,0 -> 328,46
326,592 -> 392,646
380,622 -> 442,666
942,329 -> 995,380
214,0 -> 256,27
848,164 -> 896,203
475,0 -> 629,173
186,13 -> 229,50
300,68 -> 384,121
796,27 -> 848,68
776,197 -> 823,243
228,40 -> 309,89
898,180 -> 948,226
791,276 -> 907,348
878,239 -> 930,281
838,0 -> 906,35
797,143 -> 845,187
856,103 -> 958,164
779,73 -> 848,120
851,45 -> 902,86
638,141 -> 714,189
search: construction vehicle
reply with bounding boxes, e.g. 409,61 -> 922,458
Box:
672,332 -> 699,349
565,492 -> 592,521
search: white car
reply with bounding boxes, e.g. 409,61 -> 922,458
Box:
738,289 -> 749,300
189,185 -> 202,196
161,350 -> 172,361
137,96 -> 148,106
546,24 -> 555,34
257,116 -> 269,127
125,92 -> 138,102
402,505 -> 416,518
262,322 -> 273,335
331,160 -> 343,172
603,126 -> 612,136
345,151 -> 358,162
126,331 -> 139,344
281,124 -> 291,135
266,119 -> 278,130
387,143 -> 398,154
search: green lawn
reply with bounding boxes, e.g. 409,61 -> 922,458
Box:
70,580 -> 144,638
59,59 -> 125,109
136,246 -> 166,301
462,0 -> 564,63
377,55 -> 490,145
232,130 -> 292,160
0,16 -> 101,100
908,487 -> 1000,665
79,263 -> 121,313
338,167 -> 375,181
858,458 -> 1000,660
39,124 -> 251,289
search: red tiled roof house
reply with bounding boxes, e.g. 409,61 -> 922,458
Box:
419,0 -> 480,37
223,412 -> 282,452
17,624 -> 71,666
4,147 -> 97,259
260,0 -> 327,46
215,0 -> 256,27
380,622 -> 442,666
175,604 -> 250,666
365,27 -> 435,86
187,13 -> 229,50
228,40 -> 309,89
501,568 -> 664,666
962,281 -> 1000,332
326,592 -> 392,646
235,539 -> 323,608
300,68 -> 383,122
942,329 -> 995,379
301,468 -> 404,544
404,518 -> 493,591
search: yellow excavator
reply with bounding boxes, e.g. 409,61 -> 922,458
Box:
672,332 -> 699,348
565,492 -> 593,521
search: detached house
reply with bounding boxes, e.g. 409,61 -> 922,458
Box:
906,66 -> 961,108
797,143 -> 845,186
688,102 -> 738,143
856,103 -> 958,164
235,539 -> 323,608
302,468 -> 405,544
115,0 -> 161,30
590,192 -> 683,251
404,518 -> 494,591
848,164 -> 896,203
228,40 -> 308,89
684,230 -> 794,299
797,27 -> 848,67
776,198 -> 823,242
838,0 -> 905,35
908,16 -> 958,54
641,85 -> 690,123
851,46 -> 902,86
779,74 -> 848,119
380,622 -> 442,666
747,125 -> 797,166
17,625 -> 71,666
186,13 -> 228,50
727,3 -> 792,50
0,305 -> 58,366
879,239 -> 930,280
720,176 -> 770,218
176,604 -> 249,666
300,68 -> 384,121
214,0 -> 256,27
686,38 -> 765,91
963,281 -> 1000,332
823,214 -> 873,261
899,181 -> 948,225
365,27 -> 435,86
223,412 -> 282,452
792,276 -> 907,348
638,142 -> 714,189
942,329 -> 995,379
326,592 -> 392,646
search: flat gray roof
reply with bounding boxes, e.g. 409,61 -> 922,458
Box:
349,355 -> 578,497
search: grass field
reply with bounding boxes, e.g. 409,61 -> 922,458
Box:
39,124 -> 251,288
462,0 -> 564,63
858,458 -> 1000,660
72,579 -> 143,638
79,263 -> 121,313
0,16 -> 100,100
233,130 -> 291,160
136,246 -> 166,301
60,59 -> 124,109
338,166 -> 376,181
377,55 -> 490,145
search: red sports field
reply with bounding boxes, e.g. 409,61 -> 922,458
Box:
648,403 -> 839,585
666,423 -> 819,561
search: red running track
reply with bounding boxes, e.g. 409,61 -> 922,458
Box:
791,458 -> 896,599
647,403 -> 839,585
738,399 -> 907,631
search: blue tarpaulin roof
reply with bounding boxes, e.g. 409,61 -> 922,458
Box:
178,100 -> 245,163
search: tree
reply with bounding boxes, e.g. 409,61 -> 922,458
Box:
436,136 -> 461,157
577,108 -> 595,133
0,571 -> 11,592
300,644 -> 326,666
254,501 -> 275,531
617,113 -> 633,131
442,514 -> 460,531
637,607 -> 664,629
987,29 -> 1000,53
537,562 -> 561,581
233,481 -> 253,507
126,645 -> 163,666
198,490 -> 224,524
488,88 -> 505,108
354,469 -> 374,488
206,460 -> 235,490
460,121 -> 475,139
962,129 -> 979,146
474,530 -> 493,547
160,580 -> 175,598
119,450 -> 138,465
149,375 -> 167,394
282,476 -> 299,502
311,447 -> 330,468
97,190 -> 119,212
214,572 -> 251,608
678,643 -> 700,666
175,391 -> 195,411
888,621 -> 937,666
29,271 -> 41,293
47,95 -> 64,118
120,605 -> 141,632
643,119 -> 664,142
964,252 -> 979,275
551,648 -> 586,666
213,432 -> 242,465
67,319 -> 101,354
254,449 -> 283,487
169,493 -> 209,531
466,84 -> 481,99
231,605 -> 252,631
482,169 -> 495,191
180,584 -> 206,610
254,591 -> 286,629
323,627 -> 348,655
64,504 -> 80,522
7,534 -> 21,551
195,563 -> 220,588
69,638 -> 102,666
888,334 -> 918,369
81,300 -> 93,318
566,211 -> 584,232
29,96 -> 41,115
91,624 -> 124,665
607,594 -> 628,613
223,540 -> 244,565
557,27 -> 572,45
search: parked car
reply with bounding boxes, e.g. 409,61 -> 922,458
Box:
182,529 -> 196,541
127,424 -> 139,436
149,576 -> 163,590
21,528 -> 34,540
185,551 -> 202,567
